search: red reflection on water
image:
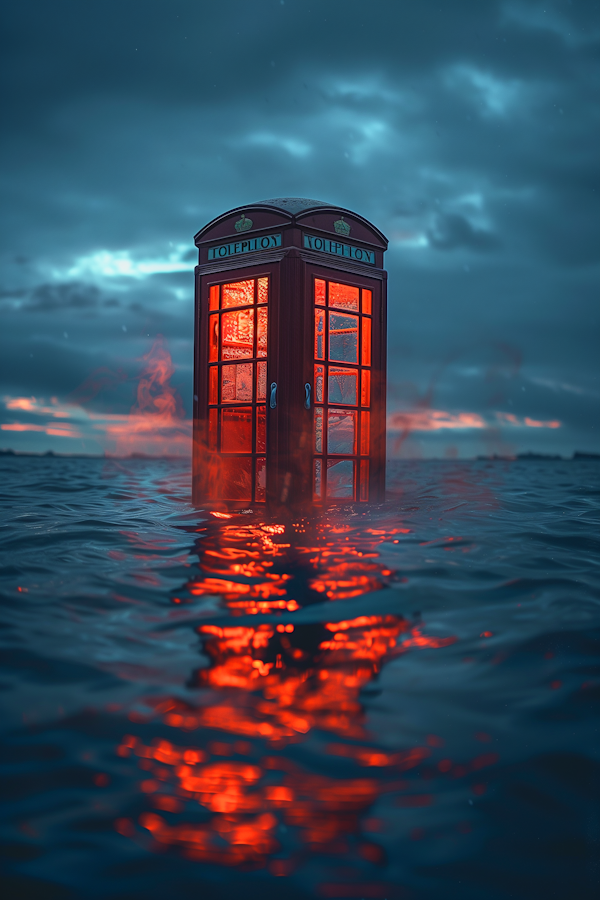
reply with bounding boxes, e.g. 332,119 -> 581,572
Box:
181,518 -> 414,616
114,516 -> 463,878
187,611 -> 411,742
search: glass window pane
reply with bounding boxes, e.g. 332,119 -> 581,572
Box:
221,309 -> 254,359
315,309 -> 325,360
208,408 -> 217,450
329,281 -> 359,311
313,459 -> 322,500
360,460 -> 369,502
327,408 -> 357,455
257,306 -> 268,357
328,367 -> 358,405
362,289 -> 372,315
220,457 -> 252,500
255,458 -> 266,502
221,363 -> 253,403
222,279 -> 254,308
329,312 -> 358,363
208,314 -> 219,362
209,285 -> 219,310
360,411 -> 370,455
257,361 -> 267,400
314,406 -> 323,453
221,408 -> 253,453
327,459 -> 355,499
315,279 -> 326,306
257,277 -> 268,305
314,364 -> 324,402
362,317 -> 371,366
256,406 -> 266,452
209,366 -> 218,404
361,369 -> 371,407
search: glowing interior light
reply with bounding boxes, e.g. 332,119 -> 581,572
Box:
361,370 -> 371,407
256,362 -> 267,400
314,309 -> 325,359
221,364 -> 253,403
209,315 -> 219,362
313,277 -> 372,502
209,367 -> 218,404
222,279 -> 254,308
314,278 -> 326,306
257,307 -> 268,357
361,317 -> 371,366
221,309 -> 254,359
329,281 -> 359,311
256,407 -> 266,452
205,278 -> 269,503
360,411 -> 370,455
221,408 -> 252,453
257,277 -> 269,304
314,364 -> 325,402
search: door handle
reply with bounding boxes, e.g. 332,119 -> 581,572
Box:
270,382 -> 277,409
304,383 -> 311,410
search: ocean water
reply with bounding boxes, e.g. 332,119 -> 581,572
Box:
0,456 -> 599,900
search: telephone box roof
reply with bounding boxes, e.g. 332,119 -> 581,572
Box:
251,197 -> 334,214
194,198 -> 388,247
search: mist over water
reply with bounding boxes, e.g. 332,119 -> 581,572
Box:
0,457 -> 598,900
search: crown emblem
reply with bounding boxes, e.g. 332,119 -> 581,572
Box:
234,214 -> 253,232
333,216 -> 351,236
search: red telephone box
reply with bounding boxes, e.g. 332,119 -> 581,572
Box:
192,198 -> 388,508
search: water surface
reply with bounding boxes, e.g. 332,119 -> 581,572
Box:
0,457 -> 599,899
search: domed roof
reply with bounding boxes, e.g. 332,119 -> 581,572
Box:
194,197 -> 387,247
251,198 -> 335,215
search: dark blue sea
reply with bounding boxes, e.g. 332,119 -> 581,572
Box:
0,456 -> 599,900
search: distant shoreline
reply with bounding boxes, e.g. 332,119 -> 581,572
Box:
1,449 -> 598,462
0,449 -> 189,460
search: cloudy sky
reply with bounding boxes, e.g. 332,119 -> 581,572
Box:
1,0 -> 598,458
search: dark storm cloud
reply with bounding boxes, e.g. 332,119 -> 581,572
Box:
426,214 -> 500,252
0,335 -> 110,398
0,0 -> 598,454
22,282 -> 102,313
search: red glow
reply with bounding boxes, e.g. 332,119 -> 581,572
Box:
6,396 -> 68,414
0,422 -> 83,437
388,408 -> 564,434
524,417 -> 561,428
496,412 -> 562,429
114,518 -> 461,877
388,409 -> 487,432
402,626 -> 457,650
201,278 -> 268,503
105,337 -> 191,456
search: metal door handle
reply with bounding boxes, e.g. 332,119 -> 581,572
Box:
304,383 -> 311,410
270,382 -> 277,409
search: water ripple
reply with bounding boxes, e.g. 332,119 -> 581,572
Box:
0,457 -> 599,900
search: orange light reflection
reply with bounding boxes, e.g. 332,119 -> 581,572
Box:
114,516 -> 462,878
